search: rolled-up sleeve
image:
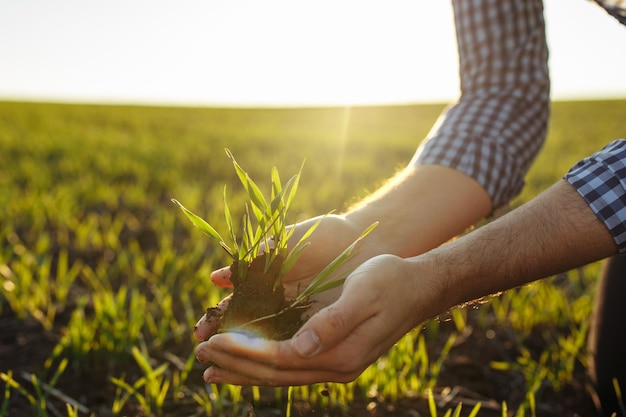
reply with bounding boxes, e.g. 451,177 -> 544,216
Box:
565,140 -> 626,253
411,0 -> 550,209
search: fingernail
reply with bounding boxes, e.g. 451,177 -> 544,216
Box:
204,367 -> 223,384
292,329 -> 320,358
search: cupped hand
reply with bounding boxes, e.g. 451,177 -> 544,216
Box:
194,254 -> 444,386
193,214 -> 385,342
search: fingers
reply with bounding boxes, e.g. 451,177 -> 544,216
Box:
290,304 -> 361,358
210,266 -> 233,288
290,270 -> 379,357
195,253 -> 414,386
194,286 -> 379,383
193,295 -> 231,341
195,332 -> 363,386
202,361 -> 359,386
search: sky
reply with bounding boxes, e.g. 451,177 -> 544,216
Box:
0,0 -> 625,107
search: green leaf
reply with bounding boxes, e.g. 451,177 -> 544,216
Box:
284,161 -> 304,212
239,209 -> 252,261
306,277 -> 346,294
272,173 -> 300,242
280,215 -> 326,276
271,166 -> 282,202
427,389 -> 437,417
48,358 -> 68,389
291,222 -> 377,306
225,148 -> 267,214
225,148 -> 249,192
171,199 -> 234,257
242,210 -> 281,262
270,173 -> 296,214
467,403 -> 482,417
280,242 -> 311,277
451,403 -> 463,417
489,361 -> 511,371
223,186 -> 239,255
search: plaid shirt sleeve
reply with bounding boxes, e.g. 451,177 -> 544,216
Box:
594,0 -> 626,25
564,140 -> 626,253
410,0 -> 550,209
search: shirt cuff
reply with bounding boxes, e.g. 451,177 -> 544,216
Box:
564,139 -> 626,253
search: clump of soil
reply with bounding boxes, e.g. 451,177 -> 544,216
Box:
206,253 -> 309,340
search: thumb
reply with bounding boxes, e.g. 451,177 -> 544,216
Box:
290,297 -> 364,358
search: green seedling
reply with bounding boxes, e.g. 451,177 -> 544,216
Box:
0,358 -> 69,417
173,149 -> 376,339
110,347 -> 171,417
1,101 -> 617,417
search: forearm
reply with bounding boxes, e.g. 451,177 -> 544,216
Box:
414,0 -> 549,209
415,180 -> 617,316
344,164 -> 492,258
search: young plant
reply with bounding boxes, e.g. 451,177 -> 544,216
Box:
0,358 -> 69,417
173,149 -> 376,339
110,347 -> 170,416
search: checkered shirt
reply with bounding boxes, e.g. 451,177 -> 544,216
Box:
410,0 -> 551,209
565,140 -> 626,253
595,0 -> 626,25
410,0 -> 626,250
565,1 -> 626,251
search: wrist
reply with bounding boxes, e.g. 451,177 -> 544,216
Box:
343,165 -> 491,258
402,253 -> 457,324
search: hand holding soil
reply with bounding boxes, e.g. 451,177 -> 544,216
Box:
175,150 -> 379,384
193,214 -> 381,343
194,254 -> 444,386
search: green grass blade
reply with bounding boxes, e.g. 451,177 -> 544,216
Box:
281,242 -> 311,277
131,347 -> 154,377
286,385 -> 294,417
271,174 -> 299,242
1,374 -> 10,416
285,161 -> 304,211
305,277 -> 346,294
613,378 -> 626,417
223,186 -> 239,254
427,389 -> 437,417
269,173 -> 296,214
467,403 -> 482,417
225,148 -> 267,213
291,222 -> 377,306
171,199 -> 234,257
225,148 -> 250,191
283,215 -> 325,268
48,358 -> 68,389
1,372 -> 36,405
271,166 -> 282,203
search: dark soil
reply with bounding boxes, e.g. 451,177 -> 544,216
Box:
214,253 -> 306,340
0,301 -> 601,417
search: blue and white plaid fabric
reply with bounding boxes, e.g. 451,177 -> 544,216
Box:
595,0 -> 626,25
565,140 -> 626,253
410,0 -> 550,208
409,0 -> 625,248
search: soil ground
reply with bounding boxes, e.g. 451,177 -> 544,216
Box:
0,305 -> 599,417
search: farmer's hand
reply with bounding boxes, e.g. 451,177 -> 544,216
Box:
193,214 -> 384,343
194,254 -> 445,385
194,165 -> 492,343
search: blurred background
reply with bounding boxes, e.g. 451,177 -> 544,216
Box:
1,0 -> 625,107
1,1 -> 626,416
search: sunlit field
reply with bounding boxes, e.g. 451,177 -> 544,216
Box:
1,100 -> 625,417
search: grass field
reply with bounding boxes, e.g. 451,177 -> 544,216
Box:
1,99 -> 625,417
